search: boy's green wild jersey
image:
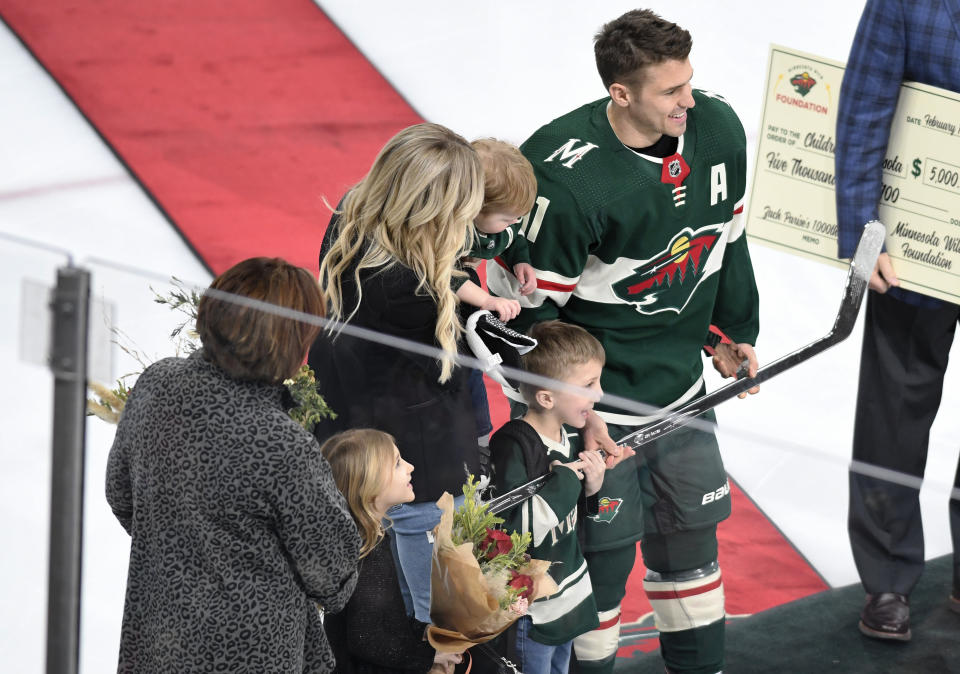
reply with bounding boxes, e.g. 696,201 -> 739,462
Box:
490,422 -> 599,645
488,91 -> 760,417
469,222 -> 530,263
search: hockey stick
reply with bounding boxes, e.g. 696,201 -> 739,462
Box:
485,220 -> 885,516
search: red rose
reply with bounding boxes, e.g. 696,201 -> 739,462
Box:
509,570 -> 534,599
480,528 -> 513,560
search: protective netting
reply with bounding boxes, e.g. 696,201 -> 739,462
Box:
4,233 -> 959,672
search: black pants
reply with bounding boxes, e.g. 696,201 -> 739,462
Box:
848,290 -> 960,596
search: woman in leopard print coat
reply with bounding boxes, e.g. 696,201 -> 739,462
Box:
106,258 -> 361,673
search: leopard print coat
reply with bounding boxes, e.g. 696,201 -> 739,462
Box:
106,351 -> 360,672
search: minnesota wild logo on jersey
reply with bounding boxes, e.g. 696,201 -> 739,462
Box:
590,496 -> 623,524
611,223 -> 724,315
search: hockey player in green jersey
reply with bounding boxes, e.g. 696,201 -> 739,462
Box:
487,9 -> 760,674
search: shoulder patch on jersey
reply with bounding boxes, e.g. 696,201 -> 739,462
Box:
544,138 -> 598,169
590,496 -> 623,524
611,222 -> 724,315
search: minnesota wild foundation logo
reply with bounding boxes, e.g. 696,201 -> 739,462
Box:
777,65 -> 830,115
612,223 -> 723,315
590,497 -> 623,524
790,71 -> 816,97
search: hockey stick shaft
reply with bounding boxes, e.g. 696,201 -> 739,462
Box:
621,219 -> 883,448
486,221 -> 885,516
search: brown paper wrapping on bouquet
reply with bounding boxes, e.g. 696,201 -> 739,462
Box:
426,492 -> 559,653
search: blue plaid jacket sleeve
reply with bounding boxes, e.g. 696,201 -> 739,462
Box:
834,0 -> 905,260
835,0 -> 960,308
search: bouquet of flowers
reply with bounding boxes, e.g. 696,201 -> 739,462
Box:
427,477 -> 558,653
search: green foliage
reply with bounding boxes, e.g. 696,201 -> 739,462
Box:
451,476 -> 534,609
106,379 -> 131,408
151,276 -> 202,348
451,475 -> 504,548
88,277 -> 336,431
284,365 -> 338,432
485,529 -> 533,574
86,378 -> 133,422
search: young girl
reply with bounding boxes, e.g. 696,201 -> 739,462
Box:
309,122 -> 484,623
321,429 -> 463,674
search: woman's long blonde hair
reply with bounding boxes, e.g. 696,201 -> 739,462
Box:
320,428 -> 397,559
319,123 -> 484,382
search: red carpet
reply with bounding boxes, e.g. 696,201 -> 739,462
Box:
0,0 -> 421,274
2,0 -> 829,657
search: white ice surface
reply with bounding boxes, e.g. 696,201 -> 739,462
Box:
2,2 -> 959,671
0,18 -> 210,674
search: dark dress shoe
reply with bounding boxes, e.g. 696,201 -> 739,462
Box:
859,593 -> 911,641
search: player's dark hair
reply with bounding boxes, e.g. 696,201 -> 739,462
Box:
594,9 -> 692,91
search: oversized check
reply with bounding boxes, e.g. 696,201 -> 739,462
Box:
746,45 -> 960,304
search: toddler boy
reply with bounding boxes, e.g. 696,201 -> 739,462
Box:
456,139 -> 538,321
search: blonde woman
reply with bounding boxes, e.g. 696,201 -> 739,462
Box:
321,429 -> 463,674
308,122 -> 484,624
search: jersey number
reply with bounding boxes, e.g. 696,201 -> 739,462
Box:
519,196 -> 550,243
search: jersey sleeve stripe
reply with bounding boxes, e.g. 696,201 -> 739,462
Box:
530,494 -> 561,546
494,256 -> 580,289
529,561 -> 593,624
729,200 -> 746,242
488,259 -> 579,308
537,279 -> 577,292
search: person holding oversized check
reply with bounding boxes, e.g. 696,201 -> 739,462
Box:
835,0 -> 960,642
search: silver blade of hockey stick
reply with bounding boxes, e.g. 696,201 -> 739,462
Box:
485,220 -> 885,516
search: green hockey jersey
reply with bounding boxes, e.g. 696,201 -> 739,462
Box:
490,420 -> 599,645
469,222 -> 530,263
488,91 -> 760,421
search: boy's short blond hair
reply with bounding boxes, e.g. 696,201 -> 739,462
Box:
472,138 -> 537,216
520,321 -> 605,399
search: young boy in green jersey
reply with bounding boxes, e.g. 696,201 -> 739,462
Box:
455,138 -> 539,322
489,320 -> 608,674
